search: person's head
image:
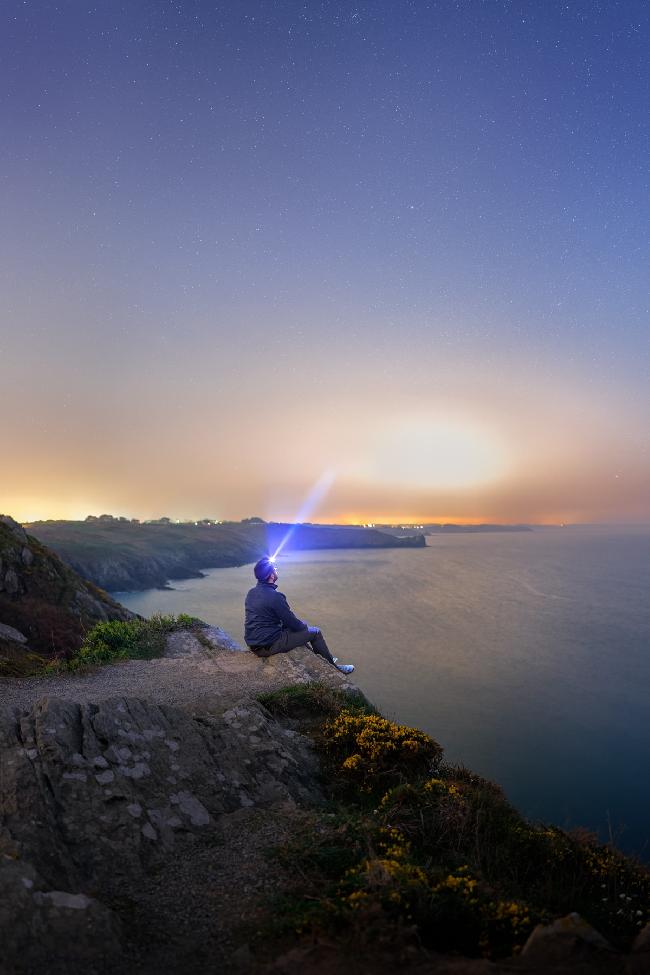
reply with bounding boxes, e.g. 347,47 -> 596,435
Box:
253,557 -> 278,584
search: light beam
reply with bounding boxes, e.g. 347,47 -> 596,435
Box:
270,470 -> 336,561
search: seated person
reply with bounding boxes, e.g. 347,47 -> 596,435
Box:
244,557 -> 354,674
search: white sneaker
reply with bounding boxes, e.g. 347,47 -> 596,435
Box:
336,663 -> 355,674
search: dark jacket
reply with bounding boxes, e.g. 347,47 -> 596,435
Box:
244,581 -> 307,648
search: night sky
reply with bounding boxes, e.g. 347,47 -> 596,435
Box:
1,1 -> 648,523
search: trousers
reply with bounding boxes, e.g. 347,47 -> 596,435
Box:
250,626 -> 336,665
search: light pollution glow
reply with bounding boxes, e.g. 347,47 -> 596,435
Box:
1,3 -> 648,527
2,361 -> 649,527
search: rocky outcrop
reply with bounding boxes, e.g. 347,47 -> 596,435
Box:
0,623 -> 27,644
0,693 -> 321,973
0,855 -> 124,975
0,515 -> 135,672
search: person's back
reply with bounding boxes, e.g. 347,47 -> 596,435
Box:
244,578 -> 305,648
244,557 -> 354,674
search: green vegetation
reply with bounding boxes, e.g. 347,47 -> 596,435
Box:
0,518 -> 132,663
0,642 -> 49,678
257,684 -> 650,961
259,683 -> 378,725
46,614 -> 197,672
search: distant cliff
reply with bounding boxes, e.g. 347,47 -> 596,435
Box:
380,523 -> 535,535
0,515 -> 134,674
26,520 -> 425,592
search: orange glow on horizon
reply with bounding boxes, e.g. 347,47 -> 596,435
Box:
302,513 -> 561,527
8,505 -> 565,528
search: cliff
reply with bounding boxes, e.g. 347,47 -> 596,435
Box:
1,627 -> 649,974
0,634 -> 351,974
26,519 -> 425,592
0,516 -> 134,675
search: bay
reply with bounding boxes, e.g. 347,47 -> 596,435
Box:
116,525 -> 650,860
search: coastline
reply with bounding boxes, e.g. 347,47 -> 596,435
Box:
25,520 -> 426,592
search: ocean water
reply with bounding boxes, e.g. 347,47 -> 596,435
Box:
116,526 -> 650,860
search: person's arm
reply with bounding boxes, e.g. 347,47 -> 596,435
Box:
273,592 -> 308,632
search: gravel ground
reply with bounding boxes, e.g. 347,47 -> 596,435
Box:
121,802 -> 312,975
0,626 -> 355,716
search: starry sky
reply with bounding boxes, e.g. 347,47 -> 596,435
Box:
1,1 -> 648,524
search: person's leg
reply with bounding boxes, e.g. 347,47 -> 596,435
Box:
269,627 -> 337,665
254,630 -> 299,656
305,626 -> 336,665
267,629 -> 311,655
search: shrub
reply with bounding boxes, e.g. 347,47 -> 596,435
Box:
0,595 -> 85,657
338,825 -> 430,917
266,809 -> 541,959
509,825 -> 650,943
319,710 -> 443,797
0,640 -> 49,677
258,683 -> 377,724
259,701 -> 650,960
377,777 -> 650,948
47,613 -> 197,672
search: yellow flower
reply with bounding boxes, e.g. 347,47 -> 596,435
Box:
341,753 -> 362,770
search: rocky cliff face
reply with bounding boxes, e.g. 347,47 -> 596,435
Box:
26,519 -> 426,592
0,515 -> 134,673
0,693 -> 320,974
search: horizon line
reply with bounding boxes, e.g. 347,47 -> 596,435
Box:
15,514 -> 650,530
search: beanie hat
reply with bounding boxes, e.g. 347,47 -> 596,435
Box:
254,557 -> 276,581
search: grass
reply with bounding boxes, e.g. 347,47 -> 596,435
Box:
0,640 -> 49,677
45,613 -> 198,672
255,682 -> 650,962
259,682 -> 378,725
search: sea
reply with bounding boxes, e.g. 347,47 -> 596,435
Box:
115,525 -> 650,861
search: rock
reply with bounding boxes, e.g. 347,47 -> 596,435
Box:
0,695 -> 321,888
262,645 -> 356,688
203,623 -> 244,651
0,855 -> 123,974
263,942 -> 501,974
231,942 -> 253,969
633,923 -> 650,953
0,693 -> 322,973
165,629 -> 207,657
165,625 -> 244,658
0,622 -> 27,644
3,568 -> 20,594
21,546 -> 34,566
0,515 -> 27,541
521,912 -> 614,965
70,588 -> 108,619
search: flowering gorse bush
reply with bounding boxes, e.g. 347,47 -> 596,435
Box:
320,710 -> 442,794
260,685 -> 650,962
